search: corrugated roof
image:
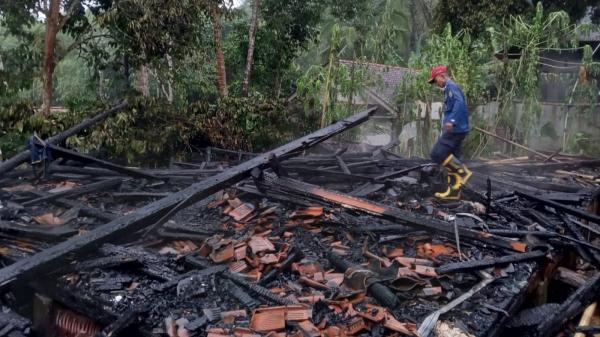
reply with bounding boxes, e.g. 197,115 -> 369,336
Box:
339,60 -> 413,105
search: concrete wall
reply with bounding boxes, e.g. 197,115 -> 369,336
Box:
353,101 -> 600,156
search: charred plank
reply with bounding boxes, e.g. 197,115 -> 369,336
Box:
44,144 -> 159,181
22,178 -> 122,207
0,108 -> 374,289
436,250 -> 546,274
516,191 -> 600,224
263,175 -> 528,252
536,272 -> 600,337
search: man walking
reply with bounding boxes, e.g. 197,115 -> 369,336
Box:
428,65 -> 472,199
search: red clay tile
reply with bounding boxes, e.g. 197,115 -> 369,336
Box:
297,320 -> 320,337
250,308 -> 285,332
248,236 -> 275,254
413,265 -> 438,277
230,203 -> 256,221
210,243 -> 234,263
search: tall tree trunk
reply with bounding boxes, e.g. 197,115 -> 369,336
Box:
41,0 -> 61,116
138,64 -> 150,96
123,54 -> 130,89
210,3 -> 227,98
242,0 -> 260,97
165,54 -> 174,103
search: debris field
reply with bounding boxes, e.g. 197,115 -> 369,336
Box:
0,107 -> 599,337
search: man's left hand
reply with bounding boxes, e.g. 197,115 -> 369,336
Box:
443,122 -> 453,131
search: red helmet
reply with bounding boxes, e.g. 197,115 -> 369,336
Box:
428,65 -> 448,84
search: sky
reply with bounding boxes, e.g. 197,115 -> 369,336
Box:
232,0 -> 244,8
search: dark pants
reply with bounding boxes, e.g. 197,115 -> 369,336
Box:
430,132 -> 467,164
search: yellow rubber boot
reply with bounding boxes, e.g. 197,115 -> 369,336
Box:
434,173 -> 461,200
442,154 -> 472,190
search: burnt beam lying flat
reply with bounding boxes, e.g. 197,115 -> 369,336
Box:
22,178 -> 123,207
0,101 -> 128,178
536,272 -> 600,337
27,190 -> 117,222
262,175 -> 528,252
0,107 -> 375,290
516,191 -> 600,225
46,144 -> 160,181
436,250 -> 547,274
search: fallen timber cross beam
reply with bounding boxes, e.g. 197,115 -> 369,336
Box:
21,177 -> 123,207
0,107 -> 376,290
43,144 -> 160,181
0,100 -> 129,178
516,191 -> 600,225
436,250 -> 547,274
263,175 -> 528,252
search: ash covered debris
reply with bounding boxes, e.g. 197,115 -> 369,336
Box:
0,109 -> 598,337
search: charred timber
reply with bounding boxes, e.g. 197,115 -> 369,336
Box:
45,144 -> 160,181
263,175 -> 528,252
516,191 -> 600,225
436,250 -> 546,274
536,272 -> 600,337
0,107 -> 375,290
21,178 -> 122,207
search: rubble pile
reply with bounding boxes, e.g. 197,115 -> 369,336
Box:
0,108 -> 598,337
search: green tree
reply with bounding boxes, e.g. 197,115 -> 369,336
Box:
0,0 -> 111,115
433,0 -> 600,39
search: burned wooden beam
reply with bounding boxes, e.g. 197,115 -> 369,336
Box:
27,190 -> 116,222
0,221 -> 77,242
44,144 -> 160,181
516,191 -> 600,225
555,267 -> 588,288
374,164 -> 428,182
0,107 -> 375,290
0,101 -> 128,178
536,272 -> 600,337
22,178 -> 122,207
262,175 -> 528,252
559,213 -> 600,267
436,250 -> 546,274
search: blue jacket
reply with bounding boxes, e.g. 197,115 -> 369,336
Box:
443,79 -> 469,134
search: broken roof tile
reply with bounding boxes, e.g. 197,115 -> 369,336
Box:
229,260 -> 249,273
260,254 -> 280,265
382,246 -> 404,258
234,245 -> 247,260
417,243 -> 457,259
248,236 -> 275,254
297,320 -> 320,337
345,317 -> 368,335
383,313 -> 417,335
285,306 -> 312,321
210,243 -> 234,263
413,265 -> 438,278
230,203 -> 256,221
250,308 -> 285,332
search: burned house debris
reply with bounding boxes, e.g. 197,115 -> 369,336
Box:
0,106 -> 599,337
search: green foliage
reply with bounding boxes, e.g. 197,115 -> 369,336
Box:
96,0 -> 212,67
402,24 -> 490,105
78,96 -> 294,163
568,131 -> 600,156
489,3 -> 578,140
433,0 -> 600,39
433,0 -> 532,38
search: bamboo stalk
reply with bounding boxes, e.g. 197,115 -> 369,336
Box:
473,127 -> 556,161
